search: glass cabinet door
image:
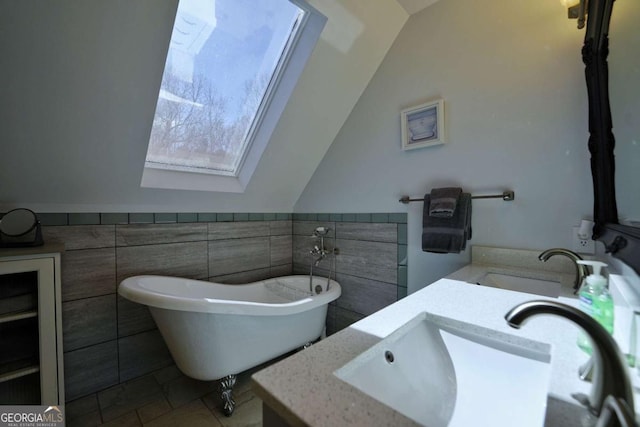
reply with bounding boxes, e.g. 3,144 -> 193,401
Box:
0,258 -> 59,405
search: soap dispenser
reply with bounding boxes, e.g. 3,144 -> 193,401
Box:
576,260 -> 614,354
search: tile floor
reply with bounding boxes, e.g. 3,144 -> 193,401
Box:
65,364 -> 264,427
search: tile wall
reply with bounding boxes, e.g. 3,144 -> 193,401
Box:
291,213 -> 407,334
32,212 -> 406,403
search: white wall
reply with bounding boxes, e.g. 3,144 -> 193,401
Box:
0,0 -> 407,213
295,0 -> 619,293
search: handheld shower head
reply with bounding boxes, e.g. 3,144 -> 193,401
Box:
313,226 -> 331,237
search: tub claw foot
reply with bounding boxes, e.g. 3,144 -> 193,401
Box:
220,374 -> 237,417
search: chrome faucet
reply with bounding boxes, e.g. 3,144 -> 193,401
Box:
310,227 -> 331,266
308,227 -> 337,293
310,244 -> 329,266
596,395 -> 637,427
538,248 -> 590,293
505,300 -> 634,421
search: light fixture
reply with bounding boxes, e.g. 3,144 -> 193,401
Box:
562,0 -> 588,29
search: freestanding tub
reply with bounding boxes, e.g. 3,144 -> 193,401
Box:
118,274 -> 341,415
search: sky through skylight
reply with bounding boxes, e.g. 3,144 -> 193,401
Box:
145,0 -> 302,175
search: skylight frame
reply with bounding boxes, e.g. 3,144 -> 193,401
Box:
231,7 -> 305,178
141,0 -> 326,193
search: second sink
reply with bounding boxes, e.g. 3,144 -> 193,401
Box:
477,272 -> 563,298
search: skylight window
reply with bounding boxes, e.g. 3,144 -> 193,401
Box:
142,0 -> 324,192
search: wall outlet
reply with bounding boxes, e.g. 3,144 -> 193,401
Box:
572,226 -> 595,254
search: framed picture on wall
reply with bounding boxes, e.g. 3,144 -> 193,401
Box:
400,99 -> 445,150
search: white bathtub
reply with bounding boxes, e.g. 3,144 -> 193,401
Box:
118,275 -> 341,381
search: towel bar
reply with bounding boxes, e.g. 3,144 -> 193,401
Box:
399,190 -> 514,204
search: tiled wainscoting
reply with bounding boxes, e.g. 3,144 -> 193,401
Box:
29,211 -> 406,406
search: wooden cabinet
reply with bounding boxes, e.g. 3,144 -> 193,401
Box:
0,245 -> 64,405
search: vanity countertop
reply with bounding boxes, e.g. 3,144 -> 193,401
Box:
252,277 -> 638,426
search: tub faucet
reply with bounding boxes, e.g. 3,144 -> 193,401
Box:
538,248 -> 589,293
310,245 -> 329,267
505,300 -> 634,421
310,227 -> 332,266
309,227 -> 338,293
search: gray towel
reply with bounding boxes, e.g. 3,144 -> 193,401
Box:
422,193 -> 472,253
429,187 -> 462,218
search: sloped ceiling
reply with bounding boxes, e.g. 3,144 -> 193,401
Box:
0,0 -> 409,213
395,0 -> 441,15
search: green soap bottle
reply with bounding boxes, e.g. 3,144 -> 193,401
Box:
576,260 -> 614,354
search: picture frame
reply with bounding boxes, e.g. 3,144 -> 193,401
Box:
400,99 -> 445,150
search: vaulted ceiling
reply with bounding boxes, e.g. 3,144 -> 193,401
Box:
0,0 -> 436,212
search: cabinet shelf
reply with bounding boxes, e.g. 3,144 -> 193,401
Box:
0,359 -> 40,384
0,310 -> 38,325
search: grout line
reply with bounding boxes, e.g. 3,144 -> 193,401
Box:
133,408 -> 143,427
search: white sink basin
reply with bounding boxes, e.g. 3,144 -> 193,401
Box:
477,272 -> 562,297
334,312 -> 551,427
